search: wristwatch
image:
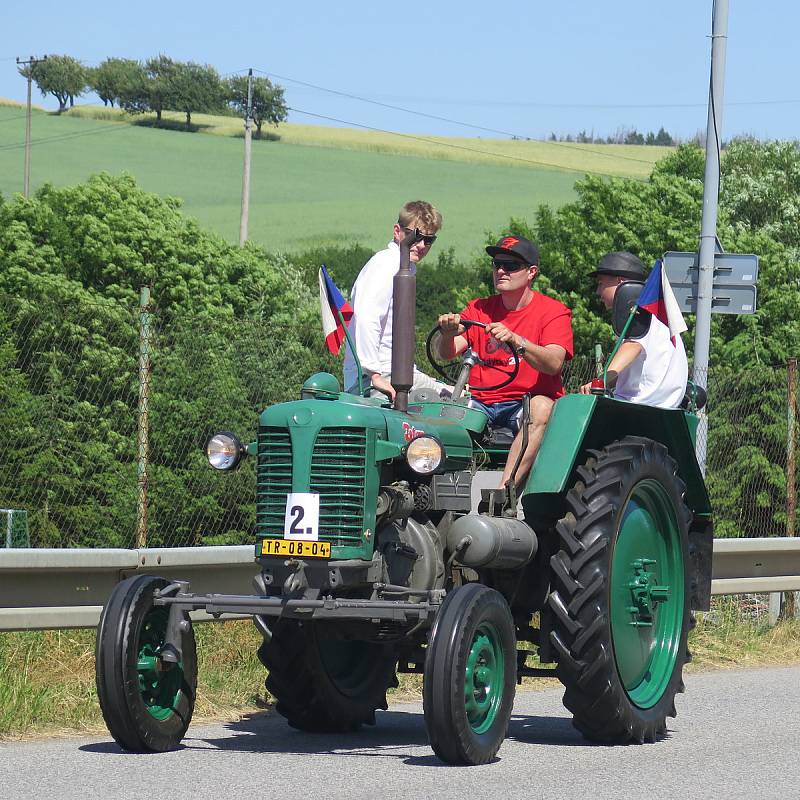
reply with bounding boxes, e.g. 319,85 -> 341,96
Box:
515,337 -> 529,356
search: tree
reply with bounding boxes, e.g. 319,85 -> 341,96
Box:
721,138 -> 800,251
654,127 -> 674,146
226,74 -> 288,137
624,129 -> 645,145
170,62 -> 224,129
0,173 -> 323,547
23,55 -> 87,113
119,55 -> 177,124
89,58 -> 144,107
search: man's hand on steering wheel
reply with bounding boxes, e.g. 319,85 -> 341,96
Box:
437,312 -> 464,337
484,322 -> 522,350
425,318 -> 520,394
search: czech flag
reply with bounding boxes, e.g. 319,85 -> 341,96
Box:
637,259 -> 688,345
318,265 -> 353,355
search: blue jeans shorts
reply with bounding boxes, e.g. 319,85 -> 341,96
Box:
469,399 -> 523,434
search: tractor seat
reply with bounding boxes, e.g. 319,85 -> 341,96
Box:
480,426 -> 516,449
679,381 -> 707,410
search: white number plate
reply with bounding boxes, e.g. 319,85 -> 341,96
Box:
283,493 -> 320,541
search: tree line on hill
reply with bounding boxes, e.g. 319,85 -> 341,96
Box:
18,54 -> 287,134
547,126 -> 678,146
0,139 -> 798,545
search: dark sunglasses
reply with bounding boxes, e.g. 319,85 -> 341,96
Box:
491,259 -> 529,273
403,227 -> 437,246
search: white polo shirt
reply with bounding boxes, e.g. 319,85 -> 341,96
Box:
614,319 -> 688,409
343,241 -> 416,390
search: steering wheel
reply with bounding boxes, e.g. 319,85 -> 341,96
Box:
425,319 -> 520,399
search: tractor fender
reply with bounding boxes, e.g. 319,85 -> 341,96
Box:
522,394 -> 711,519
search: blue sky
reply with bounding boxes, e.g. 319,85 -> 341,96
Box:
1,1 -> 797,142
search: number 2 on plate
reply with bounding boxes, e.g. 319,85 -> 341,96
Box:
283,493 -> 319,541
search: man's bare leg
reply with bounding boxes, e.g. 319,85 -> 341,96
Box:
499,395 -> 554,490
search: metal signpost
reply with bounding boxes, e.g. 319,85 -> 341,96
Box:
693,0 -> 729,475
663,251 -> 758,316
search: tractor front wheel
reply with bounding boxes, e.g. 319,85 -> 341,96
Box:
95,575 -> 197,752
548,435 -> 692,743
423,583 -> 516,765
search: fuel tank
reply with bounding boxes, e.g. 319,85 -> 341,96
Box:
446,513 -> 538,570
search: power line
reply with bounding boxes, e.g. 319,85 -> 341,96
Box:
0,120 -> 130,152
0,112 -> 31,123
286,105 -> 647,179
255,68 -> 522,139
340,91 -> 800,110
256,68 -> 657,166
0,95 -> 652,180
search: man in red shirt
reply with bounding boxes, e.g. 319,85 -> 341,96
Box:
438,235 -> 573,490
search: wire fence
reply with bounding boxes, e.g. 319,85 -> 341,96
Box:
0,295 -> 797,548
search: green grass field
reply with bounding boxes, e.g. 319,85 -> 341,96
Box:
0,104 -> 666,260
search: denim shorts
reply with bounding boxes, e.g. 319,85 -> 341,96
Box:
469,399 -> 523,433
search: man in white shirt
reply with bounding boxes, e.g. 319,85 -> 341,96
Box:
343,200 -> 450,400
581,252 -> 688,408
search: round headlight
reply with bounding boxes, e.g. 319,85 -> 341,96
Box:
405,435 -> 443,475
206,431 -> 245,471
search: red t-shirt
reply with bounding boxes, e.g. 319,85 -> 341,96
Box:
461,293 -> 574,404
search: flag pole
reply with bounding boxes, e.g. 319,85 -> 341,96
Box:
336,305 -> 364,396
602,307 -> 638,390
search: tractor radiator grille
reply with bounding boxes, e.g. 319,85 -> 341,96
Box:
256,426 -> 367,547
255,427 -> 293,537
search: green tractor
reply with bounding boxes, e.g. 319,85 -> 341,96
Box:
95,232 -> 713,764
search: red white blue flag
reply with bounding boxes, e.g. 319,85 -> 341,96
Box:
637,259 -> 688,345
318,265 -> 353,355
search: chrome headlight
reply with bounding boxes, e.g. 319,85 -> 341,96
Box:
405,435 -> 443,475
206,431 -> 246,471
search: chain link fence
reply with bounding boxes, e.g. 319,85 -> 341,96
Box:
1,295 -> 797,548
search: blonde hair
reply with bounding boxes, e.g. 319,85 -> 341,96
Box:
398,200 -> 442,233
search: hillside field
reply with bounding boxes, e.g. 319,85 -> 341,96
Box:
0,104 -> 668,259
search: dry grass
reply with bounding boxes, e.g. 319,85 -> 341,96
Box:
0,97 -> 43,110
2,604 -> 798,741
63,104 -> 669,179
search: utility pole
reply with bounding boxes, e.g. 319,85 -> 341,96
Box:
693,0 -> 729,474
15,55 -> 47,198
239,68 -> 254,246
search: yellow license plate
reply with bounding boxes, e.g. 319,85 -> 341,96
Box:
260,539 -> 331,559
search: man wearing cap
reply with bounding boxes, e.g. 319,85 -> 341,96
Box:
344,200 -> 451,400
438,235 -> 574,490
580,251 -> 688,407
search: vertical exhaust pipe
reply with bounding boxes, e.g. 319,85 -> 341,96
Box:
391,228 -> 422,412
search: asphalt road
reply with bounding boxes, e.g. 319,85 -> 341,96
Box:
3,666 -> 798,800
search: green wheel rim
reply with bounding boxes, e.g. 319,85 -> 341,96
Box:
610,479 -> 684,709
136,607 -> 184,721
463,622 -> 504,734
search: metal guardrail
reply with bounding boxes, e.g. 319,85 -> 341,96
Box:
1,539 -> 799,632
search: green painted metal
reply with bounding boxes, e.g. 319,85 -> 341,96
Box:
525,394 -> 596,494
610,479 -> 684,709
408,401 -> 490,437
523,394 -> 711,517
302,372 -> 341,399
374,439 -> 403,461
256,390 -> 474,561
136,607 -> 184,721
464,622 -> 505,734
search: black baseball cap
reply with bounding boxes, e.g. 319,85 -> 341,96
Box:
590,251 -> 647,280
486,235 -> 539,266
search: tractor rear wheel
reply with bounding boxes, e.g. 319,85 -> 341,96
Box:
258,620 -> 398,732
95,575 -> 197,752
548,436 -> 692,744
423,583 -> 516,765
